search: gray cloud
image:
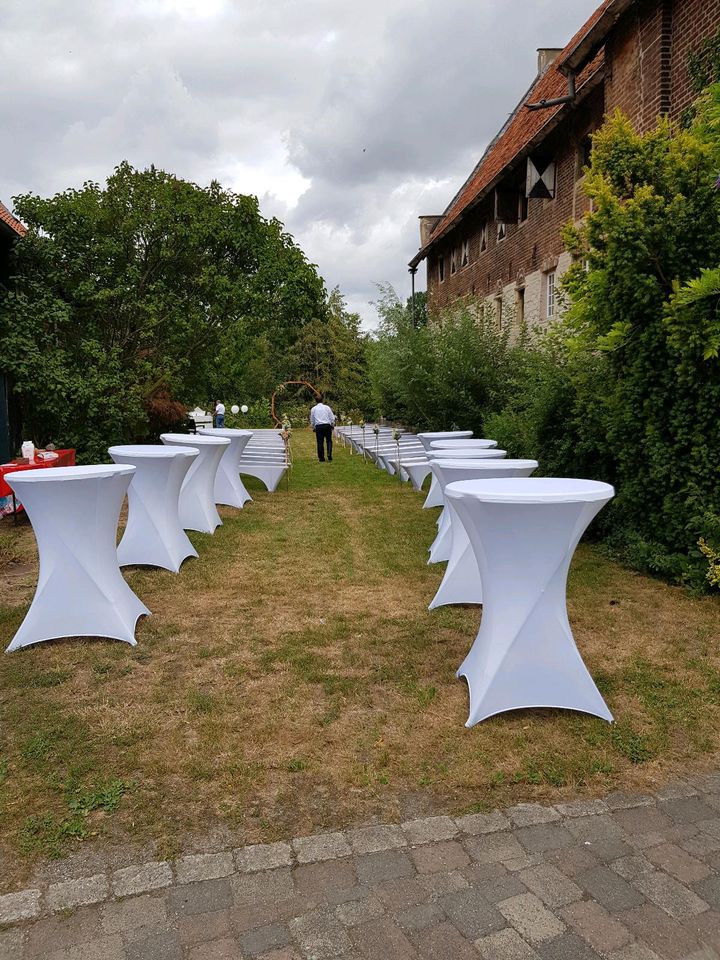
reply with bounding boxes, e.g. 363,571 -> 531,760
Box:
1,0 -> 599,327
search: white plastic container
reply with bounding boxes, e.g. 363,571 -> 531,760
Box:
21,441 -> 35,462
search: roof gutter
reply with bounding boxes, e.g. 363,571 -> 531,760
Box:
557,0 -> 634,75
526,71 -> 576,111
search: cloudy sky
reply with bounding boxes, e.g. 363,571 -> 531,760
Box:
1,0 -> 599,327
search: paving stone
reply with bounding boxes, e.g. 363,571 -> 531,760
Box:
576,865 -> 646,912
401,816 -> 458,845
515,824 -> 575,855
627,831 -> 671,851
610,855 -> 656,881
565,814 -> 626,843
24,907 -> 101,957
697,817 -> 720,839
167,878 -> 234,916
498,893 -> 565,944
346,825 -> 406,855
659,797 -> 719,824
113,861 -> 173,897
257,951 -> 302,960
683,910 -> 720,954
554,799 -> 609,818
46,934 -> 127,959
463,862 -> 528,903
232,869 -> 295,907
349,917 -> 416,959
560,900 -> 632,953
0,928 -> 25,960
101,893 -> 167,934
536,932 -> 603,960
178,909 -> 232,945
619,904 -> 702,959
355,850 -> 415,884
240,923 -> 292,957
681,831 -> 720,859
288,910 -> 353,959
691,874 -> 720,910
235,843 -> 293,873
372,877 -> 426,910
292,833 -> 351,865
546,845 -> 599,878
605,946 -> 662,960
395,901 -> 444,932
0,888 -> 41,923
605,793 -> 656,811
630,868 -> 710,920
46,874 -> 109,912
418,870 -> 469,897
463,832 -> 525,864
411,840 -> 470,874
455,811 -> 510,835
188,939 -> 244,960
440,887 -> 505,939
293,860 -> 357,902
612,807 -> 672,836
125,930 -> 182,959
643,842 -> 711,883
335,896 -> 385,927
475,927 -> 541,959
507,804 -> 561,827
517,864 -> 582,908
655,781 -> 699,801
413,920 -> 479,960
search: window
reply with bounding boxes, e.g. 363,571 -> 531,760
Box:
495,297 -> 503,330
546,271 -> 556,318
460,239 -> 470,268
438,256 -> 445,282
497,221 -> 507,242
450,248 -> 458,275
516,286 -> 525,328
518,193 -> 529,223
479,223 -> 488,252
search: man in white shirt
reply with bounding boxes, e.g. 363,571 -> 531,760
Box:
214,401 -> 225,428
309,395 -> 336,462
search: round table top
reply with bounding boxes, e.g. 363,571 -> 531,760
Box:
429,439 -> 498,449
418,431 -> 473,439
198,428 -> 254,438
4,464 -> 135,484
161,433 -> 230,447
432,459 -> 538,472
109,444 -> 199,459
427,449 -> 506,460
446,477 -> 615,504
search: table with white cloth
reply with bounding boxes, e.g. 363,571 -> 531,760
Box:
417,431 -> 473,451
424,448 -> 507,511
428,439 -> 498,450
428,459 -> 539,609
4,465 -> 150,652
198,427 -> 254,508
109,444 -> 199,572
160,433 -> 230,534
445,477 -> 615,727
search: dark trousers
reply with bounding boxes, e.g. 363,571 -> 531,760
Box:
315,424 -> 333,461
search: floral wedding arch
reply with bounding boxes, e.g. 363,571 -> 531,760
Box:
270,380 -> 321,427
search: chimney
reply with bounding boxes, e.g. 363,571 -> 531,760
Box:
537,48 -> 564,76
419,215 -> 442,247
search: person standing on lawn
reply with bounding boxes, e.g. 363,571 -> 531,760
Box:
214,400 -> 225,428
310,395 -> 336,462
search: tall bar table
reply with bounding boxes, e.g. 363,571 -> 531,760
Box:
4,465 -> 150,652
426,450 -> 507,542
428,460 -> 539,609
446,477 -> 615,726
160,433 -> 230,534
109,444 -> 199,572
198,427 -> 254,507
417,431 -> 473,451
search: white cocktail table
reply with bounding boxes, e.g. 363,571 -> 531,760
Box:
429,439 -> 498,450
446,477 -> 614,726
160,433 -> 230,533
429,460 -> 539,608
417,431 -> 473,451
109,444 -> 199,572
4,465 -> 150,652
424,449 -> 507,510
198,427 -> 254,507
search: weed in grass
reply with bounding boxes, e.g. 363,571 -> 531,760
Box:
287,759 -> 308,772
187,690 -> 216,714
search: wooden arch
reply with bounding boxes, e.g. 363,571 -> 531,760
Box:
270,380 -> 321,427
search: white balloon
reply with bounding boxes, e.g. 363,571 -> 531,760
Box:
241,405 -> 249,414
231,404 -> 239,414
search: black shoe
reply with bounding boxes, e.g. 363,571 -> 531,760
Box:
319,459 -> 325,462
328,458 -> 333,462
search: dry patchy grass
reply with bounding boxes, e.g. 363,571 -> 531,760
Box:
0,430 -> 719,889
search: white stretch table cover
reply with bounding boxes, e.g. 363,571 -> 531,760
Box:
5,465 -> 150,652
446,477 -> 615,726
417,431 -> 472,451
198,427 -> 254,507
401,461 -> 433,492
423,449 -> 507,508
429,460 -> 539,609
109,444 -> 199,572
161,433 -> 230,533
239,460 -> 288,492
429,439 -> 498,450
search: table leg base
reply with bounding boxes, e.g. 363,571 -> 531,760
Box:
118,546 -> 198,573
6,607 -> 149,653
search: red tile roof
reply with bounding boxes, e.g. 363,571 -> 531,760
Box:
410,1 -> 610,266
0,200 -> 26,238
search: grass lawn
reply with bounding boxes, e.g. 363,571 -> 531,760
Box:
1,428 -> 719,890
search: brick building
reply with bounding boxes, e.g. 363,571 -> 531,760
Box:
409,0 -> 720,331
0,200 -> 26,462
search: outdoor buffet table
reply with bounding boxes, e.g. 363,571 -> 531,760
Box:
0,449 -> 76,518
445,477 -> 615,726
161,433 -> 230,533
109,444 -> 199,572
4,465 -> 150,652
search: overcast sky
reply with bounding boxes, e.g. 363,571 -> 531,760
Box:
0,0 -> 599,328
